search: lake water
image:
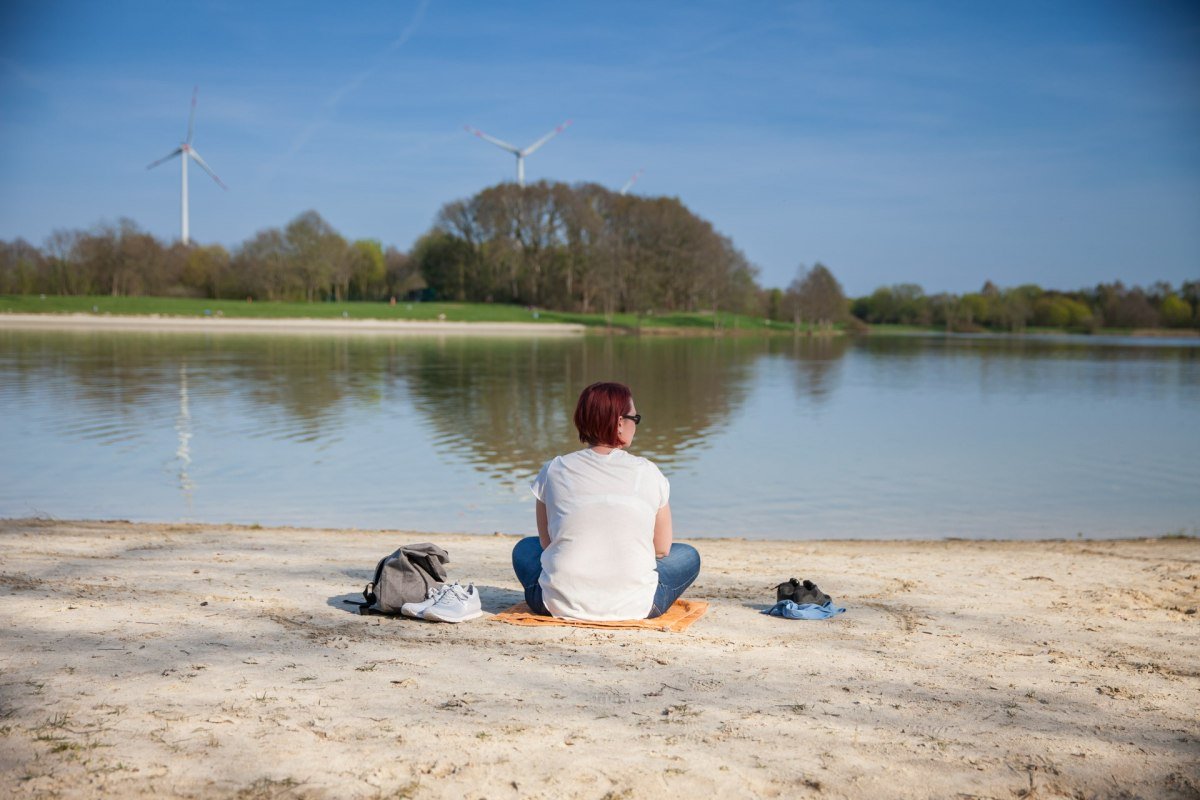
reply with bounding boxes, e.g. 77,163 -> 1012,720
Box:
1,328 -> 1197,539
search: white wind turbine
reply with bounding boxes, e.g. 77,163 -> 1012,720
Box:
464,120 -> 572,187
147,87 -> 226,245
619,168 -> 644,196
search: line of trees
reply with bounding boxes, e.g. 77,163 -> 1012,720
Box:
847,280 -> 1200,331
0,181 -> 761,317
414,181 -> 761,317
1,187 -> 1196,332
0,212 -> 424,303
758,266 -> 1200,332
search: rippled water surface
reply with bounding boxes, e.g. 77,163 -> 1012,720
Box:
1,329 -> 1197,539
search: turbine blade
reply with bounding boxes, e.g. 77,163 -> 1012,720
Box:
147,147 -> 183,170
464,125 -> 520,154
188,148 -> 227,189
187,86 -> 198,144
521,119 -> 572,156
620,168 -> 644,195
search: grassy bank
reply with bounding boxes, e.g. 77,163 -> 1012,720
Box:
865,322 -> 1200,338
8,295 -> 1190,338
0,294 -> 803,334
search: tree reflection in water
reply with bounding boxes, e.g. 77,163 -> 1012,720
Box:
769,334 -> 849,405
399,335 -> 762,478
3,328 -> 1198,537
0,329 -> 767,480
1,331 -> 401,449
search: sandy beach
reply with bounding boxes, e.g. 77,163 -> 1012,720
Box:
0,519 -> 1197,799
0,313 -> 587,336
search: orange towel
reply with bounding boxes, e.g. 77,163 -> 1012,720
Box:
490,598 -> 708,632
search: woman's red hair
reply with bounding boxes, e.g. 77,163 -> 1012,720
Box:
574,381 -> 632,447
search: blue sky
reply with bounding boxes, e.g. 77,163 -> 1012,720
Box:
1,0 -> 1197,295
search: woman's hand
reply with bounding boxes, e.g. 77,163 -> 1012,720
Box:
653,503 -> 673,558
536,500 -> 550,549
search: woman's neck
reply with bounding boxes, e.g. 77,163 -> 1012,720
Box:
589,445 -> 621,455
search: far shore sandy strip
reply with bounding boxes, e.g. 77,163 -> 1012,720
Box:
1,519 -> 1197,799
0,312 -> 587,336
5,311 -> 1199,341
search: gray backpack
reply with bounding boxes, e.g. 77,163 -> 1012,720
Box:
349,543 -> 450,615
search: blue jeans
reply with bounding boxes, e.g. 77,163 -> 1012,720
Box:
511,536 -> 701,619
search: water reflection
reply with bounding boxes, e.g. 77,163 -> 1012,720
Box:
0,331 -> 402,446
175,362 -> 194,513
398,336 -> 760,477
1,328 -> 1197,538
767,335 -> 850,404
854,334 -> 1200,398
0,328 -> 766,483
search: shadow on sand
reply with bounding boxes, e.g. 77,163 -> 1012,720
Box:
325,584 -> 523,617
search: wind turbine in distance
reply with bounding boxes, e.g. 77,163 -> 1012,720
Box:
147,87 -> 226,245
464,120 -> 572,187
619,168 -> 644,196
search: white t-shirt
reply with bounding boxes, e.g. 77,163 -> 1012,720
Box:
530,448 -> 670,621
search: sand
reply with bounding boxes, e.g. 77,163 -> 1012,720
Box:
0,519 -> 1197,799
0,313 -> 586,336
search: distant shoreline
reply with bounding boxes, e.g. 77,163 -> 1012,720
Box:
0,310 -> 829,338
864,323 -> 1200,340
3,309 -> 1197,341
0,312 -> 587,336
0,295 -> 791,335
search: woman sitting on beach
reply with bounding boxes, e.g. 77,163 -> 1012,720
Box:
512,381 -> 701,621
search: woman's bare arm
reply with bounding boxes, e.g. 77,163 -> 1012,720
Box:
653,503 -> 673,558
536,500 -> 550,549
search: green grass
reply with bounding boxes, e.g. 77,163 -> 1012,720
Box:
863,322 -> 1199,338
0,294 -> 818,334
860,323 -> 937,335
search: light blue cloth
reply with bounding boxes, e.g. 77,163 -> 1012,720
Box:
762,599 -> 846,620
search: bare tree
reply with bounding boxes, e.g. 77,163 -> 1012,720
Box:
415,181 -> 765,318
383,246 -> 424,300
283,211 -> 349,302
786,262 -> 846,330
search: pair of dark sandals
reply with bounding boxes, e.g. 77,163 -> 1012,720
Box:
775,577 -> 831,606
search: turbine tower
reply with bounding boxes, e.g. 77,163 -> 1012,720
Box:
147,87 -> 226,245
464,120 -> 572,187
620,168 -> 644,196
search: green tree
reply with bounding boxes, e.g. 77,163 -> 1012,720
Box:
995,286 -> 1035,332
0,238 -> 43,294
349,239 -> 386,300
1032,294 -> 1093,329
411,230 -> 474,301
1180,281 -> 1199,323
180,244 -> 231,298
1160,294 -> 1193,328
765,287 -> 784,321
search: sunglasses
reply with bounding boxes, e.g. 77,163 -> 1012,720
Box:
621,414 -> 642,425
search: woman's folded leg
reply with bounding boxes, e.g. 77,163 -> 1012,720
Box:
510,536 -> 551,616
648,543 -> 701,618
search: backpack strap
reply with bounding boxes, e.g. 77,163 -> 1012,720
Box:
342,580 -> 381,614
346,552 -> 396,614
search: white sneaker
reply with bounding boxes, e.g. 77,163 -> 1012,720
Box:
420,582 -> 483,623
400,585 -> 449,619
